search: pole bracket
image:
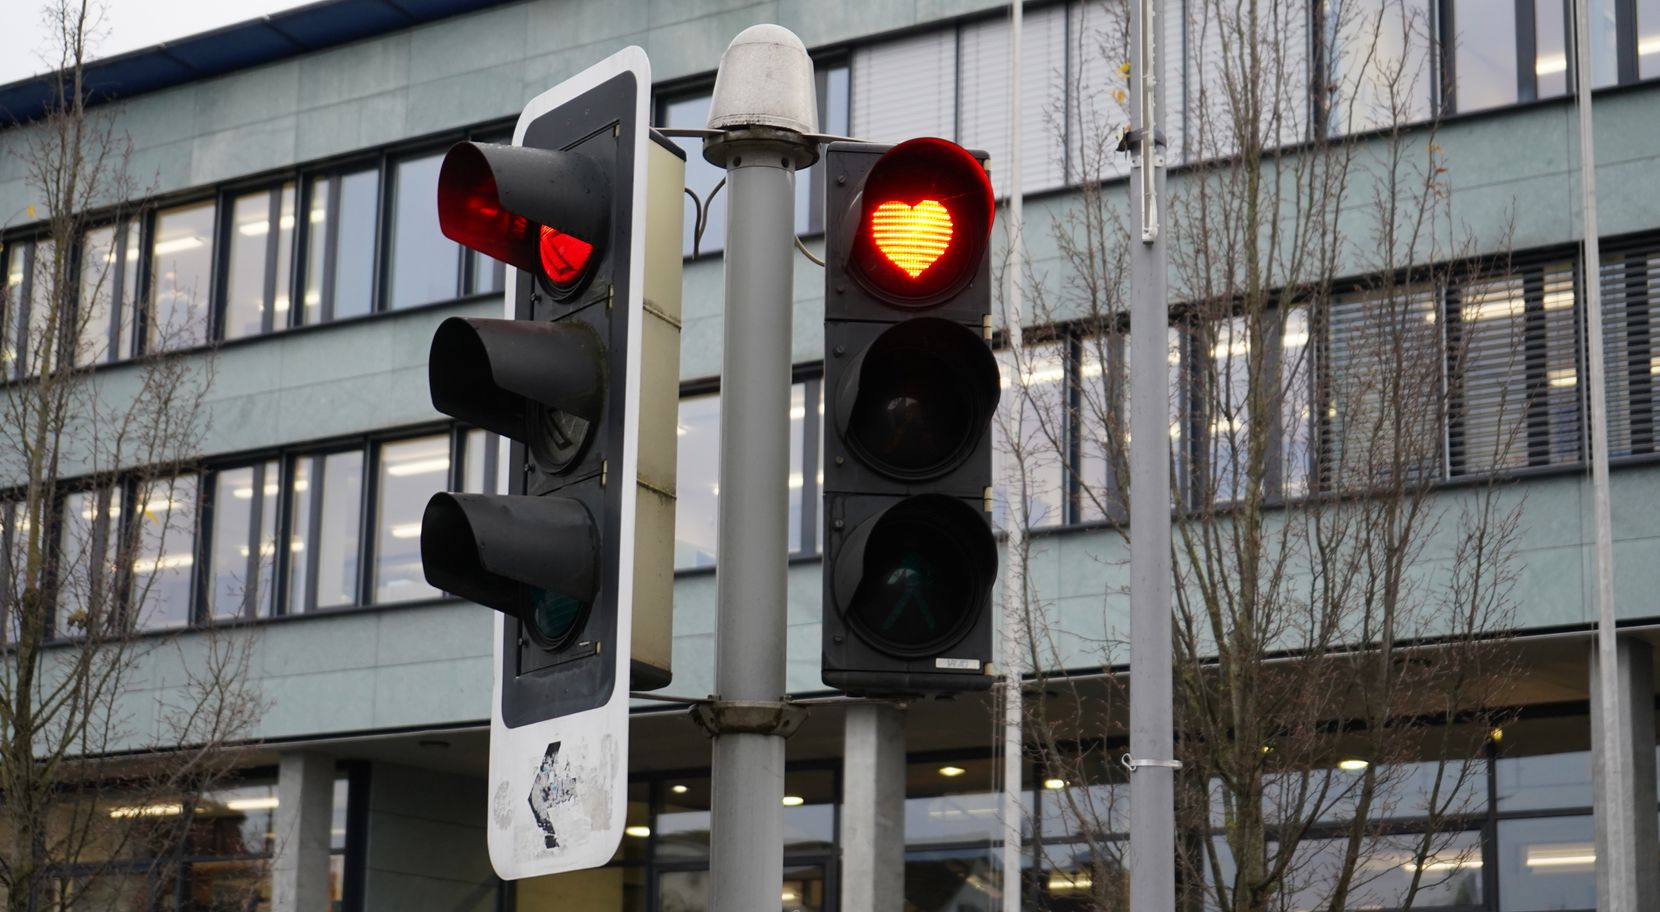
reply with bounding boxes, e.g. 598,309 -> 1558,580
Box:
1121,753 -> 1183,773
690,699 -> 810,738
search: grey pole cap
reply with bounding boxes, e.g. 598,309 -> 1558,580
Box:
707,24 -> 819,135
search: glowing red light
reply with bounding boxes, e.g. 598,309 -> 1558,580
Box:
539,225 -> 594,287
868,199 -> 954,279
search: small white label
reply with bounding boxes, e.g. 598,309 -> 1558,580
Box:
935,657 -> 981,671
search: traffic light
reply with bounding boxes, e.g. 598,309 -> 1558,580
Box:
821,137 -> 1001,696
421,60 -> 684,728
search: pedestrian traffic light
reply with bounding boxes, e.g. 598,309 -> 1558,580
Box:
821,138 -> 1001,695
420,55 -> 684,734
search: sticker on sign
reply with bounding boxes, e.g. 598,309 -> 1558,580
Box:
934,657 -> 982,671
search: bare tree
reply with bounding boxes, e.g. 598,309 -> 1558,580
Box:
0,3 -> 264,910
997,1 -> 1533,909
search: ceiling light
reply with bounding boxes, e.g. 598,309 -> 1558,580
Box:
624,825 -> 651,838
109,803 -> 183,818
781,795 -> 804,806
670,784 -> 689,794
152,236 -> 205,256
939,766 -> 966,778
1337,759 -> 1369,771
1043,778 -> 1067,790
224,796 -> 280,811
386,457 -> 449,477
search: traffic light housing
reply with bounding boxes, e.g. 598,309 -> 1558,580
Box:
421,65 -> 684,727
821,138 -> 1001,696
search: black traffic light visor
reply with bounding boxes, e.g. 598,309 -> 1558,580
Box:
422,492 -> 599,625
436,141 -> 610,285
429,317 -> 605,463
847,137 -> 994,307
832,494 -> 997,658
835,318 -> 1001,481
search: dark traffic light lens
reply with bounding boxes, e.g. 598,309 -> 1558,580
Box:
845,495 -> 993,657
850,350 -> 972,475
840,318 -> 1001,481
525,587 -> 586,649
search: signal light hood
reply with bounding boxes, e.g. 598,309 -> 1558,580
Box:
428,317 -> 605,446
437,141 -> 610,281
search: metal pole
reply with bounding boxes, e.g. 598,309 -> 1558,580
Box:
1127,0 -> 1175,908
707,153 -> 794,912
696,26 -> 819,912
1568,0 -> 1632,908
999,2 -> 1028,911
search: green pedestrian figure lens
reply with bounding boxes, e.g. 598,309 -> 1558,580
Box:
881,554 -> 938,636
527,588 -> 584,647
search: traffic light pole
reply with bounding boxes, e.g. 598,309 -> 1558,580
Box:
1126,0 -> 1176,910
695,25 -> 819,912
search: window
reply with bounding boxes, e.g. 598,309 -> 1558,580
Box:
992,343 -> 1067,529
1280,308 -> 1314,495
852,31 -> 957,146
1323,0 -> 1434,134
66,772 -> 355,912
1449,0 -> 1520,113
1079,325 -> 1183,520
223,184 -> 297,340
130,476 -> 198,630
208,462 -> 280,621
302,168 -> 379,323
1448,263 -> 1580,475
79,222 -> 139,364
1496,816 -> 1595,911
958,5 -> 1069,196
1323,284 -> 1444,485
1644,0 -> 1660,78
4,238 -> 58,379
374,435 -> 449,602
796,65 -> 850,237
0,501 -> 23,646
2,239 -> 31,378
462,428 -> 502,494
57,487 -> 122,635
286,451 -> 364,611
388,152 -> 464,310
674,392 -> 721,569
148,201 -> 215,352
1601,239 -> 1660,457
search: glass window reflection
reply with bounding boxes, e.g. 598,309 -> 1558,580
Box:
224,184 -> 297,339
149,201 -> 215,351
132,476 -> 198,629
57,488 -> 122,636
303,169 -> 378,322
1497,816 -> 1595,911
664,94 -> 727,257
375,436 -> 449,602
675,393 -> 720,569
389,154 -> 462,309
209,462 -> 279,620
992,343 -> 1067,529
287,452 -> 363,611
1453,0 -> 1519,113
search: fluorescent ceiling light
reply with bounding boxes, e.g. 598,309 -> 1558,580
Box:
1337,758 -> 1369,771
670,784 -> 689,794
134,553 -> 194,573
1043,778 -> 1067,790
1526,845 -> 1595,868
225,796 -> 280,811
386,458 -> 449,477
390,522 -> 422,540
1535,53 -> 1568,75
152,236 -> 204,256
939,766 -> 966,778
109,803 -> 183,818
624,825 -> 651,838
781,795 -> 804,806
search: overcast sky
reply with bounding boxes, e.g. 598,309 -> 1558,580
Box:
0,0 -> 307,86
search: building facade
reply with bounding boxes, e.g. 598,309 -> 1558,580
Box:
1,0 -> 1658,909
